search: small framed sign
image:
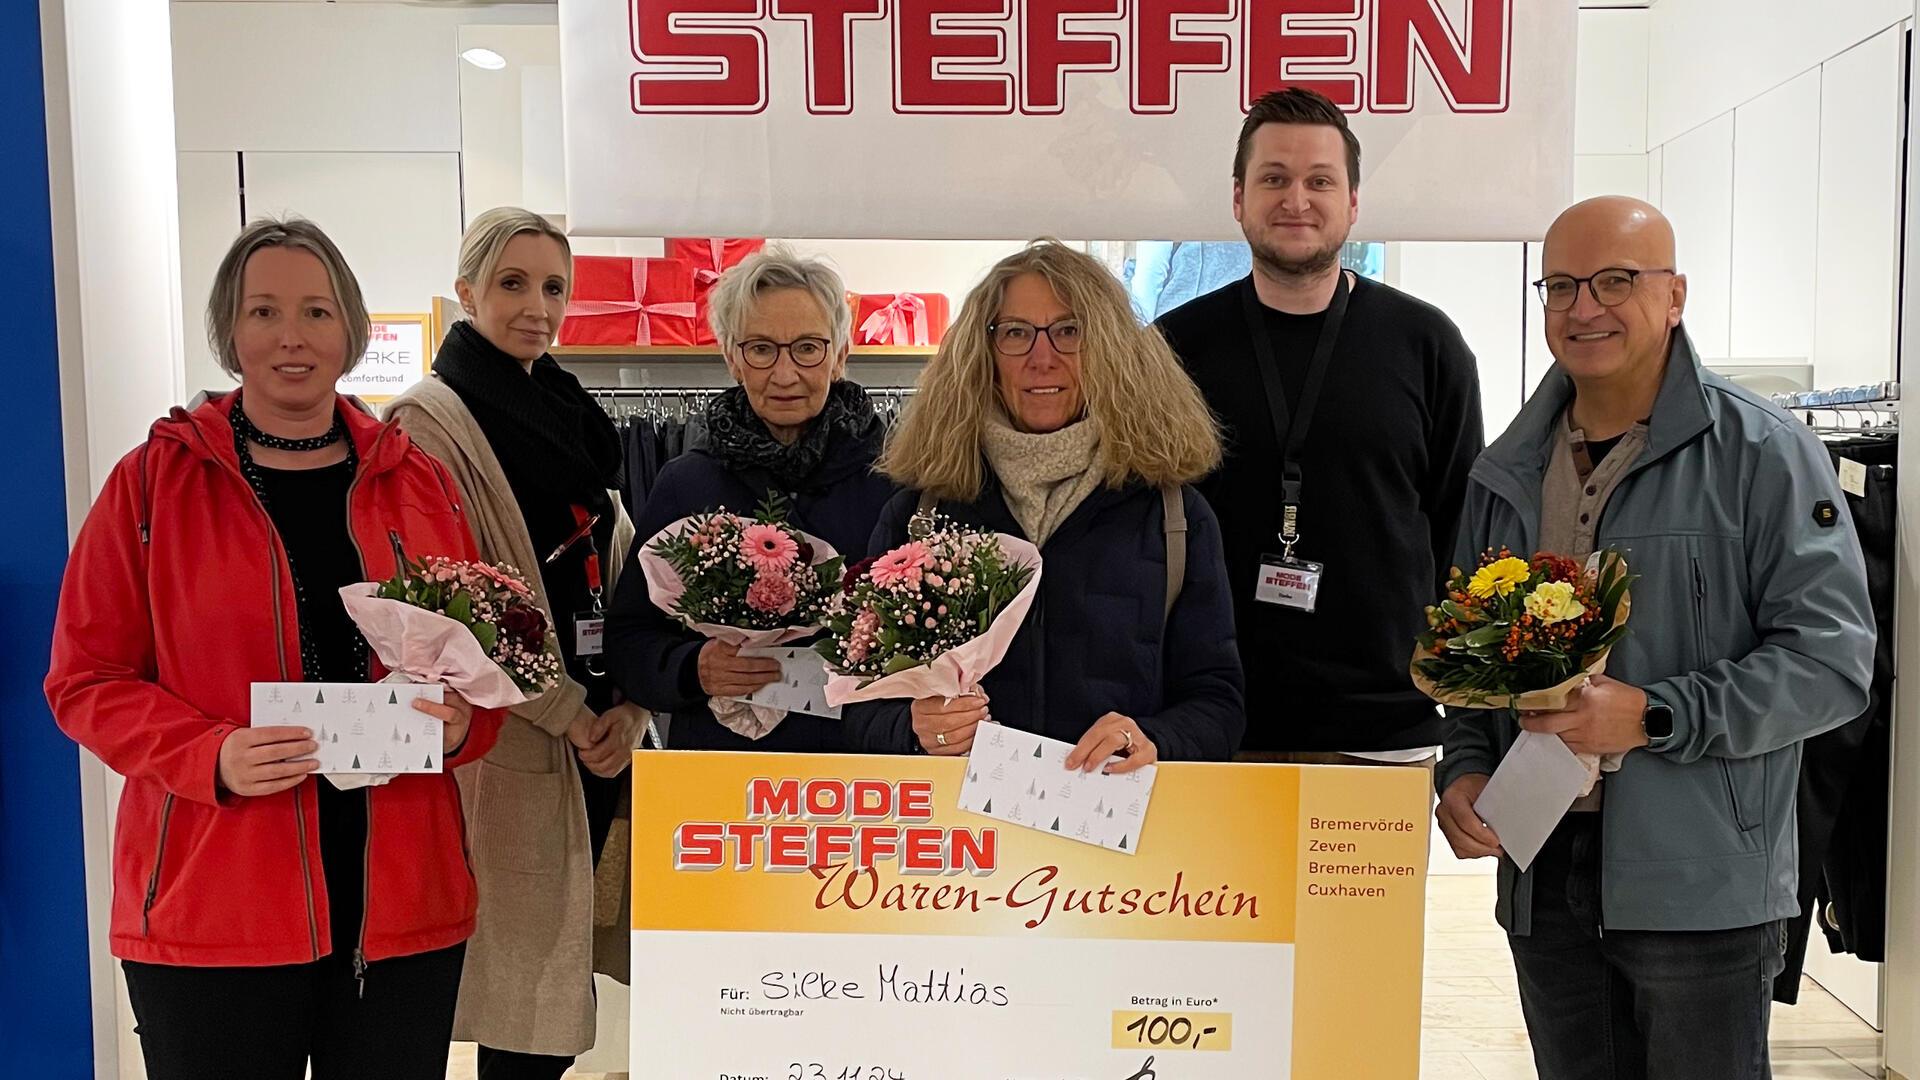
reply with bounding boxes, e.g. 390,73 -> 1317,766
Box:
339,313 -> 431,403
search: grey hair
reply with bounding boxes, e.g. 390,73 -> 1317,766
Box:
458,206 -> 573,300
706,245 -> 852,353
206,217 -> 370,378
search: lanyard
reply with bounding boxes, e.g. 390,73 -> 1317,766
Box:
546,506 -> 605,611
1239,271 -> 1351,559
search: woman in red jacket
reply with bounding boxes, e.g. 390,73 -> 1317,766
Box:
45,218 -> 503,1080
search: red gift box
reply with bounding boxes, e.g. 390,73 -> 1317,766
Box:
558,256 -> 699,347
850,292 -> 950,347
668,238 -> 768,345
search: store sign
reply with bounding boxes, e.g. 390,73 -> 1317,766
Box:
338,314 -> 430,403
562,0 -> 1575,240
628,751 -> 1432,1078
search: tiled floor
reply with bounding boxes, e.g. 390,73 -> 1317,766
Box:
445,874 -> 1887,1079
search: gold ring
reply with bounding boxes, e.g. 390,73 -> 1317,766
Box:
936,732 -> 948,747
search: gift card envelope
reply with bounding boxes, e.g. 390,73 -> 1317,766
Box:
956,723 -> 1156,854
730,647 -> 842,719
251,682 -> 445,774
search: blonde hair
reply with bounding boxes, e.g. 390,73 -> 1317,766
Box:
707,244 -> 853,353
206,217 -> 369,378
457,206 -> 573,299
880,240 -> 1222,501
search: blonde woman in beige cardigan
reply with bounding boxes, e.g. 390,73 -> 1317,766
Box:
386,207 -> 644,1078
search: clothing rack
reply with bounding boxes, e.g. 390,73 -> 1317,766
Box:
1773,383 -> 1900,434
587,385 -> 917,424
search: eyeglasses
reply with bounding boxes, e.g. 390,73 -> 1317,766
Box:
736,336 -> 831,369
989,318 -> 1084,357
1533,268 -> 1676,312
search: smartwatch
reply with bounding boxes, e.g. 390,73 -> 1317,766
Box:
1642,692 -> 1675,747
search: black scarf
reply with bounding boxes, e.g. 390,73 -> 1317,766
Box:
432,320 -> 623,557
704,380 -> 882,491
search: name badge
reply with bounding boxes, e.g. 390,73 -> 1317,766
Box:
1255,555 -> 1323,612
574,614 -> 606,656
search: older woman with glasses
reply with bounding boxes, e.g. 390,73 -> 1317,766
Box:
843,240 -> 1245,769
605,247 -> 895,752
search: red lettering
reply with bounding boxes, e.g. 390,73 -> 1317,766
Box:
632,0 -> 769,113
1020,0 -> 1124,114
902,827 -> 946,872
724,822 -> 767,867
673,822 -> 724,869
804,778 -> 849,817
1243,0 -> 1361,110
856,825 -> 900,866
894,0 -> 1015,112
896,780 -> 935,821
771,0 -> 887,112
1130,0 -> 1231,113
767,823 -> 812,869
746,777 -> 801,818
847,779 -> 891,820
1369,0 -> 1510,113
951,827 -> 997,873
814,823 -> 856,865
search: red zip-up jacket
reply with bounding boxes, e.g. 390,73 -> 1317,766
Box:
46,393 -> 503,968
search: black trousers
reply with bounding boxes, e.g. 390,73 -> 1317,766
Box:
477,757 -> 628,1080
1510,815 -> 1786,1080
122,943 -> 465,1080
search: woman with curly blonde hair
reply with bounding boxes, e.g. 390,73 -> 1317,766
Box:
845,241 -> 1246,768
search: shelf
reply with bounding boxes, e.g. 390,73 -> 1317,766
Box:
553,344 -> 937,359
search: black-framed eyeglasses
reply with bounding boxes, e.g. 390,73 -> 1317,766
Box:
1533,268 -> 1676,312
989,318 -> 1083,357
736,336 -> 831,369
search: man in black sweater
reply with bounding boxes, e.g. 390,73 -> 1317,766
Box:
1155,88 -> 1483,762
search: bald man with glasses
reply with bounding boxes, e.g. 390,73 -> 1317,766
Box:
1434,197 -> 1875,1079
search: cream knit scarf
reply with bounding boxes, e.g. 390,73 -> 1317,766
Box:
980,406 -> 1105,547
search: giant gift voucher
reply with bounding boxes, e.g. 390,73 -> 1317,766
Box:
630,749 -> 1431,1079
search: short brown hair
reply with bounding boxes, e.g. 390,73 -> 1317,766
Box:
1234,87 -> 1361,188
206,217 -> 370,378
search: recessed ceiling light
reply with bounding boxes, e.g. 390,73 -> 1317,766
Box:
462,48 -> 508,71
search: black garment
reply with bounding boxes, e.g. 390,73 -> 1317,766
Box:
122,944 -> 465,1080
1510,816 -> 1786,1080
842,479 -> 1245,760
1156,275 -> 1483,752
704,381 -> 884,490
249,457 -> 370,959
477,1046 -> 575,1080
1585,433 -> 1625,466
435,320 -> 624,710
1774,434 -> 1897,1001
606,385 -> 895,753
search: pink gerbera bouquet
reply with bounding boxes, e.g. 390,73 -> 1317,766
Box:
817,514 -> 1041,705
642,495 -> 844,631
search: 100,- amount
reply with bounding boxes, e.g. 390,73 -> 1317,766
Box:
1110,1011 -> 1234,1052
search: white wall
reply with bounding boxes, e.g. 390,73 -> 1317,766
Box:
45,2 -> 193,1076
1729,70 -> 1822,364
1890,15 -> 1920,1077
1816,27 -> 1906,388
1392,243 -> 1529,438
1658,113 -> 1737,360
1647,0 -> 1909,148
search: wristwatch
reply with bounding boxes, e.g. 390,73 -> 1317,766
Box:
1642,692 -> 1675,747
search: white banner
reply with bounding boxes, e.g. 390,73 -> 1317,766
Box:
561,0 -> 1577,241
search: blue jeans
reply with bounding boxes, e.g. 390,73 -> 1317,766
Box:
1509,814 -> 1787,1080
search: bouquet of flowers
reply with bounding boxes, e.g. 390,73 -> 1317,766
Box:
817,514 -> 1042,707
638,496 -> 843,738
1412,548 -> 1633,789
339,543 -> 564,711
